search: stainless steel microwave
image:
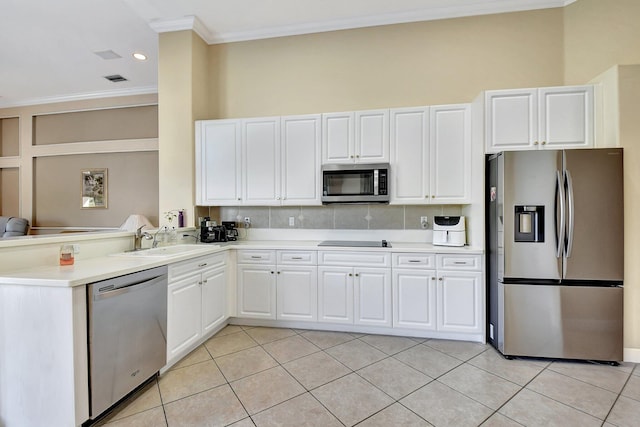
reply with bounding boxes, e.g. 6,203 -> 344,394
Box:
321,163 -> 390,204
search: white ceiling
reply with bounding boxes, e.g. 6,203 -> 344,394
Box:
0,0 -> 573,108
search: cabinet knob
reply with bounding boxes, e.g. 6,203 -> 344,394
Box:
202,279 -> 207,283
276,196 -> 280,200
431,195 -> 435,198
271,271 -> 275,274
349,273 -> 353,277
355,273 -> 359,277
198,263 -> 208,267
356,155 -> 360,158
533,141 -> 539,145
350,155 -> 354,159
439,277 -> 443,281
541,141 -> 546,145
238,198 -> 241,200
431,277 -> 436,280
277,271 -> 281,274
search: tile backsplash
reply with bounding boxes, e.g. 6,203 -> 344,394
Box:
199,205 -> 463,230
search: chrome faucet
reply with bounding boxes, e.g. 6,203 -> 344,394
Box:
152,226 -> 168,248
134,225 -> 153,250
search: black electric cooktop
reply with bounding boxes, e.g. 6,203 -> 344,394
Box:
317,240 -> 390,248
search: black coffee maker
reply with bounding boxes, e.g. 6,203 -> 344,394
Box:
200,217 -> 227,243
222,221 -> 238,241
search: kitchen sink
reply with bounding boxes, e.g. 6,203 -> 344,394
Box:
112,244 -> 219,258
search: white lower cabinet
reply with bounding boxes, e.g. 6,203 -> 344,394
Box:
318,267 -> 353,324
167,253 -> 228,365
436,271 -> 483,334
237,250 -> 318,322
393,253 -> 483,337
237,264 -> 277,319
318,251 -> 392,327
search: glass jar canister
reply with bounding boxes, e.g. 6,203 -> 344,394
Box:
60,244 -> 74,266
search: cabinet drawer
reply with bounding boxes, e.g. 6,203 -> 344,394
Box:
393,253 -> 436,269
436,254 -> 482,271
319,251 -> 391,267
237,250 -> 276,264
169,252 -> 226,280
277,250 -> 317,265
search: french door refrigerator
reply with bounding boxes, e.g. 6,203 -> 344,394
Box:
486,148 -> 623,361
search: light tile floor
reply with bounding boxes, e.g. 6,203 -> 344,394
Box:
97,325 -> 640,427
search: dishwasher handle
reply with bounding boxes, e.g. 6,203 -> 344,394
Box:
93,273 -> 166,301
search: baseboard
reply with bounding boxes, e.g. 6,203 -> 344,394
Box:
623,347 -> 640,363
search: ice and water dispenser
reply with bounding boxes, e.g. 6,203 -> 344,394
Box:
514,206 -> 544,242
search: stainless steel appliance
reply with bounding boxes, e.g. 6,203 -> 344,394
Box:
433,216 -> 466,247
322,163 -> 389,204
87,266 -> 168,418
486,149 -> 623,361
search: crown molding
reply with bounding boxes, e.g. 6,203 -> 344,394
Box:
0,86 -> 158,109
147,0 -> 570,45
149,15 -> 213,43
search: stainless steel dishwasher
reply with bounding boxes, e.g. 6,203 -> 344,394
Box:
87,265 -> 168,418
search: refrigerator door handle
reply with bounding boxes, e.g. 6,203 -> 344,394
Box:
555,170 -> 566,258
565,169 -> 575,258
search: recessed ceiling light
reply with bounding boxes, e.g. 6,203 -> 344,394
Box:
132,52 -> 147,61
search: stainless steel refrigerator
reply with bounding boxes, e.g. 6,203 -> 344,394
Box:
486,149 -> 623,361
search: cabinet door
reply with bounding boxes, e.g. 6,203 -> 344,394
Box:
196,120 -> 241,205
393,269 -> 437,330
167,275 -> 203,361
317,266 -> 353,324
436,271 -> 483,333
430,104 -> 471,204
390,107 -> 429,204
237,265 -> 277,319
281,115 -> 322,205
201,266 -> 227,334
539,86 -> 593,149
354,267 -> 392,327
242,117 -> 281,205
277,266 -> 318,322
355,109 -> 389,163
485,89 -> 537,153
322,112 -> 354,164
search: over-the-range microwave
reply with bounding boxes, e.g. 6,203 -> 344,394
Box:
321,163 -> 390,204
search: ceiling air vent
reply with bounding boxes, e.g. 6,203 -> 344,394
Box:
104,74 -> 128,83
94,50 -> 122,60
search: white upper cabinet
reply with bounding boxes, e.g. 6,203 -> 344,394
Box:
322,112 -> 354,164
281,114 -> 322,205
195,120 -> 241,206
485,85 -> 593,153
242,117 -> 281,205
197,115 -> 321,206
390,104 -> 471,205
322,109 -> 389,164
390,107 -> 430,204
539,86 -> 593,149
430,104 -> 471,204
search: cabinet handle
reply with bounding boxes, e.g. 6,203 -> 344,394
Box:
251,256 -> 262,259
408,260 -> 421,263
453,261 -> 468,265
202,279 -> 207,283
198,263 -> 208,267
198,281 -> 202,285
291,257 -> 303,260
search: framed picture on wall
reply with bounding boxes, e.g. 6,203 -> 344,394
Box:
81,169 -> 108,209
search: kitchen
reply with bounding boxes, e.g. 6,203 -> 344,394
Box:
1,0 -> 640,426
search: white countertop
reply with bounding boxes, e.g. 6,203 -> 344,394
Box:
0,240 -> 482,288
